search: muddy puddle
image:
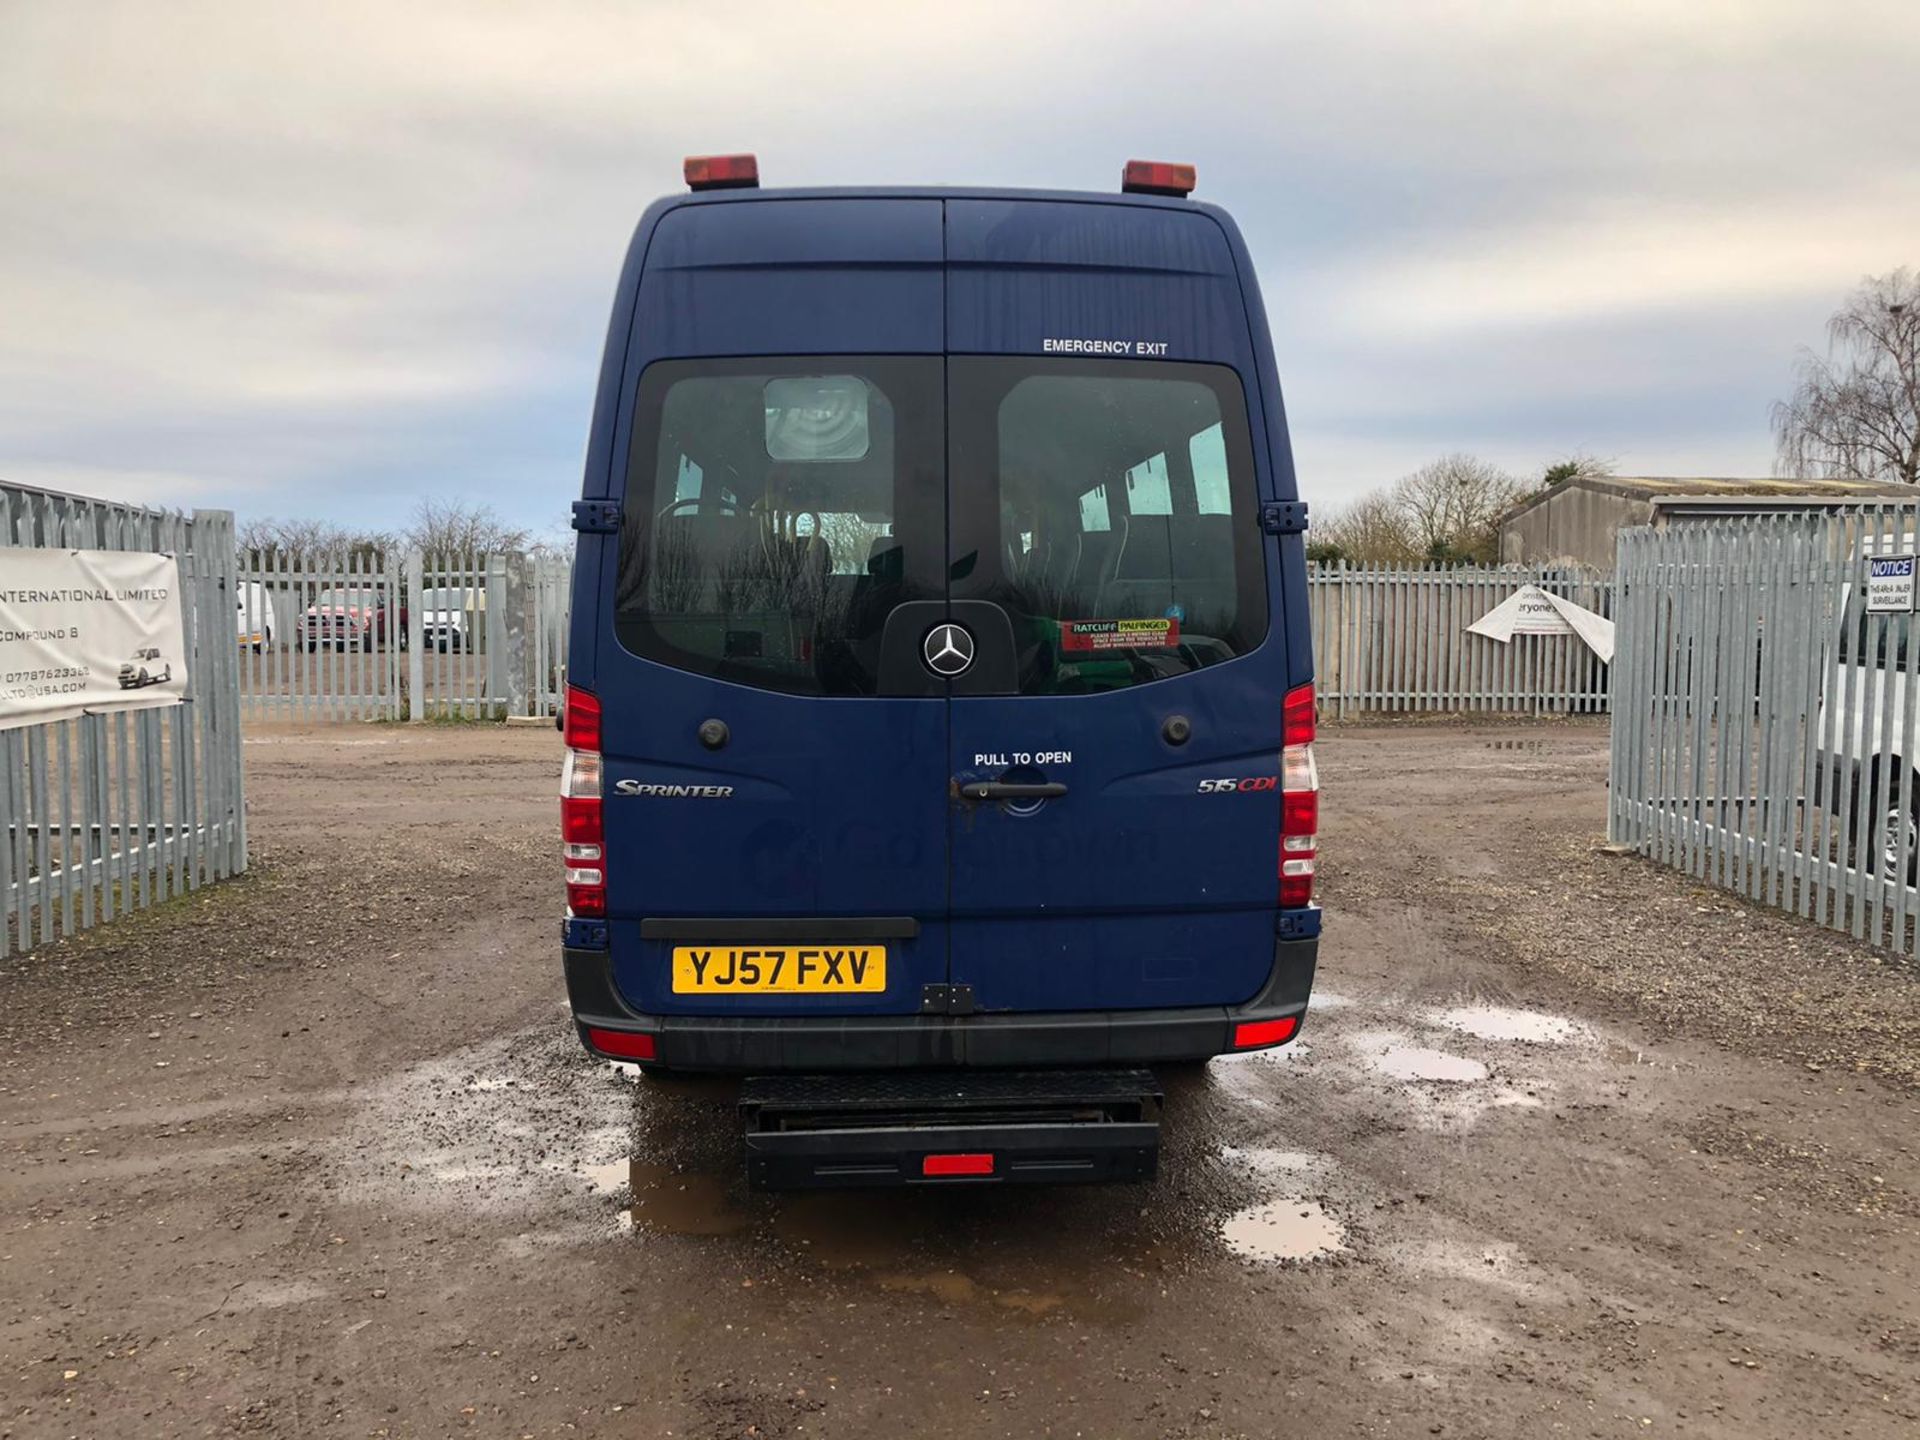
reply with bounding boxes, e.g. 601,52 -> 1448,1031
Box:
876,1271 -> 1068,1317
1372,1045 -> 1489,1082
770,1190 -> 943,1267
1221,1198 -> 1347,1263
605,1168 -> 1147,1320
622,1162 -> 750,1237
1433,1005 -> 1590,1045
1214,1145 -> 1350,1265
582,1158 -> 628,1193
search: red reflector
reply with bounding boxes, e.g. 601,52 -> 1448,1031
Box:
1284,682 -> 1315,747
1121,159 -> 1196,197
922,1152 -> 994,1177
586,1027 -> 656,1061
684,153 -> 759,190
563,685 -> 601,752
560,793 -> 602,845
1232,1016 -> 1299,1050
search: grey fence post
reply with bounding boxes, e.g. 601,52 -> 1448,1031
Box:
503,552 -> 530,717
484,554 -> 513,718
405,549 -> 426,722
1344,560 -> 1359,721
195,508 -> 247,875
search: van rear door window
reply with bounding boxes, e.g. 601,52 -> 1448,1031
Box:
613,357 -> 944,695
948,358 -> 1267,694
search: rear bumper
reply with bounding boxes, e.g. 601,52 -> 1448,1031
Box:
563,934 -> 1317,1071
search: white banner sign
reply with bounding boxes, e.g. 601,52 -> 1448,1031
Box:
0,548 -> 188,731
1467,583 -> 1616,663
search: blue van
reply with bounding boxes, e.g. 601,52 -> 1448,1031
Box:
562,158 -> 1319,1187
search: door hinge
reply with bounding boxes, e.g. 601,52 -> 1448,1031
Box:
918,983 -> 976,1016
1259,500 -> 1310,536
571,499 -> 621,534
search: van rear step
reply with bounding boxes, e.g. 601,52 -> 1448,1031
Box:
740,1068 -> 1162,1190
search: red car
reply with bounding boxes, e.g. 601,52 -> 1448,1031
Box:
302,587 -> 406,651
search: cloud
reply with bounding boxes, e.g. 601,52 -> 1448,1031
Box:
1322,188 -> 1920,340
0,0 -> 1915,522
0,461 -> 256,508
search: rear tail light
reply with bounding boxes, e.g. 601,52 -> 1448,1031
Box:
562,685 -> 605,917
923,1153 -> 995,1178
1121,159 -> 1196,197
684,153 -> 759,190
1232,1016 -> 1299,1051
586,1027 -> 656,1062
1280,682 -> 1318,908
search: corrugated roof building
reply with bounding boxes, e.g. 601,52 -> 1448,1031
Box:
1497,475 -> 1919,568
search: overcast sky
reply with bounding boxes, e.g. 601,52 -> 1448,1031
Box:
2,0 -> 1916,536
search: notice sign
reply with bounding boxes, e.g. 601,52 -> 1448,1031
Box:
1867,555 -> 1918,614
0,548 -> 188,731
1060,617 -> 1180,652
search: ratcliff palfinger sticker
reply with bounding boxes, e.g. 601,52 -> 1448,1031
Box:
1059,617 -> 1181,653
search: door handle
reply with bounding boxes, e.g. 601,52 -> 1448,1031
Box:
957,781 -> 1068,802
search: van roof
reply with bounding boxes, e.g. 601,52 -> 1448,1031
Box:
638,185 -> 1241,241
658,183 -> 1213,207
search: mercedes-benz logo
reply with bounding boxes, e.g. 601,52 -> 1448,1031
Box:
922,622 -> 975,677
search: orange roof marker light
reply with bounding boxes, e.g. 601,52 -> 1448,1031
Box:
1121,159 -> 1196,197
685,154 -> 760,191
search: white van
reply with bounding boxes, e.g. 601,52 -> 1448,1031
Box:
1822,558 -> 1920,881
236,580 -> 275,651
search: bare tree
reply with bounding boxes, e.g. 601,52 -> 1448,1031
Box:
1314,491 -> 1419,565
406,497 -> 532,557
236,515 -> 397,558
1390,454 -> 1525,563
1771,267 -> 1920,484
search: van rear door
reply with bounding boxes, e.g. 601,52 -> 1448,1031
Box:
941,200 -> 1290,1014
593,200 -> 954,1022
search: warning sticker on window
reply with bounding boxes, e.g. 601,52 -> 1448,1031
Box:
1059,618 -> 1181,652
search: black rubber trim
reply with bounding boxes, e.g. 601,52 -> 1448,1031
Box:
638,916 -> 922,941
739,1068 -> 1162,1189
745,1121 -> 1160,1189
565,936 -> 1318,1072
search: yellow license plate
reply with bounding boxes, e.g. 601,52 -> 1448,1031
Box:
670,944 -> 887,994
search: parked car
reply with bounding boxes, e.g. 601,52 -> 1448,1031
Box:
236,580 -> 275,651
302,587 -> 404,651
560,155 -> 1318,1190
117,646 -> 172,689
420,586 -> 484,652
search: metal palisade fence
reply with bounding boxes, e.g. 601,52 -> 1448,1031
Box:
1310,562 -> 1614,716
237,555 -> 1604,723
235,548 -> 573,721
1609,505 -> 1920,955
237,546 -> 405,720
2,482 -> 247,958
530,552 -> 572,719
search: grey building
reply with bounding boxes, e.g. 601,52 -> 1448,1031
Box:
1497,474 -> 1919,568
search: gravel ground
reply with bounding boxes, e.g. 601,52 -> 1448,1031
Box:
1324,721 -> 1920,1088
1,719 -> 1917,1438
